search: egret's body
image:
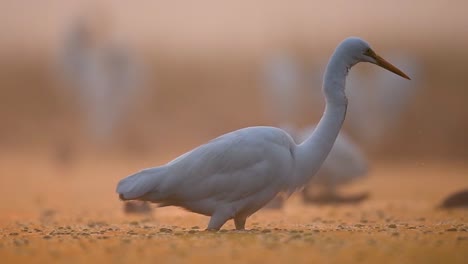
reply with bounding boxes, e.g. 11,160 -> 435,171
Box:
117,37 -> 409,230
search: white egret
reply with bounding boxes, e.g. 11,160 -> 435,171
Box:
262,52 -> 368,206
116,37 -> 410,230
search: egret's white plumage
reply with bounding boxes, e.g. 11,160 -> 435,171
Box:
117,37 -> 410,230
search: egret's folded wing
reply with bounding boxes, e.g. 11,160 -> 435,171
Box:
160,128 -> 292,203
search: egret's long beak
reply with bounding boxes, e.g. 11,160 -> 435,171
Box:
365,49 -> 411,80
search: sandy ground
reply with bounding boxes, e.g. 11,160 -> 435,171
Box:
0,152 -> 466,264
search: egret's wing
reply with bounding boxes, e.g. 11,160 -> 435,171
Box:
160,127 -> 293,203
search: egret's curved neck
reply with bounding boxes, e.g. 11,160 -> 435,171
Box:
292,51 -> 350,189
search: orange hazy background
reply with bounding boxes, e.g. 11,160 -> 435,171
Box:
1,0 -> 467,160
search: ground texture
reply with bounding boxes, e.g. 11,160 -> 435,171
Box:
0,154 -> 466,263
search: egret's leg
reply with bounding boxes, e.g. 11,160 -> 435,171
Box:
234,217 -> 246,230
206,212 -> 231,231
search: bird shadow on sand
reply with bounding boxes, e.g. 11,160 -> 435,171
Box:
437,189 -> 468,209
301,191 -> 370,205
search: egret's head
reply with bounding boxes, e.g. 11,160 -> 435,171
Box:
338,37 -> 410,80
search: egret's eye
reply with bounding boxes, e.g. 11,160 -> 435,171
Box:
364,48 -> 372,55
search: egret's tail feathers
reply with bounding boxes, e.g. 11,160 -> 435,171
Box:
116,166 -> 168,200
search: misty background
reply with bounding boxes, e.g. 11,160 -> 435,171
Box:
0,1 -> 467,166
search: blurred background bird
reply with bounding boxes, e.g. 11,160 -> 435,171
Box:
60,14 -> 144,148
59,12 -> 152,215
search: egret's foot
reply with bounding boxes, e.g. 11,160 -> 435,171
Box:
302,191 -> 370,205
207,211 -> 231,231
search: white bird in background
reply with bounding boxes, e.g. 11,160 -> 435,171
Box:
117,37 -> 410,231
61,16 -> 142,146
262,53 -> 302,132
262,52 -> 369,206
296,125 -> 369,203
